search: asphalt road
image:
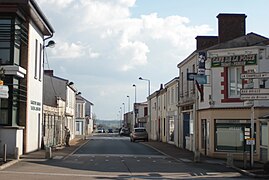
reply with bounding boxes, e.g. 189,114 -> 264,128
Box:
0,134 -> 253,179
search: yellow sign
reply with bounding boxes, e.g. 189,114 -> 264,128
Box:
0,80 -> 3,85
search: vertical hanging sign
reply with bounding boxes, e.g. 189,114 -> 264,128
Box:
197,52 -> 206,75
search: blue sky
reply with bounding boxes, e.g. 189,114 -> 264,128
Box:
36,0 -> 269,120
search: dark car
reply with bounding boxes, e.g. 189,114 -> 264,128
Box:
108,128 -> 113,133
130,127 -> 148,142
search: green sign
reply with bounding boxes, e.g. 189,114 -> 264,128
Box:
211,54 -> 257,67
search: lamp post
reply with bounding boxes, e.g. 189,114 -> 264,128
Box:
132,84 -> 137,104
132,84 -> 137,128
139,77 -> 151,139
127,95 -> 130,112
41,39 -> 55,150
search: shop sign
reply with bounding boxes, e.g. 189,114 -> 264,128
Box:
211,54 -> 257,67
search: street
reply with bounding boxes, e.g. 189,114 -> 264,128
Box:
0,134 -> 253,179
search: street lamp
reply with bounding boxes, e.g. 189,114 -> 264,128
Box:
139,77 -> 150,96
132,84 -> 137,128
127,95 -> 130,112
122,102 -> 125,115
139,77 -> 151,139
132,84 -> 137,104
41,39 -> 55,150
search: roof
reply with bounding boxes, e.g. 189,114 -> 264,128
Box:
207,32 -> 269,51
0,0 -> 54,36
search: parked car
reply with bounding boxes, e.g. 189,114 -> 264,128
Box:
107,128 -> 113,133
130,127 -> 148,142
120,128 -> 130,136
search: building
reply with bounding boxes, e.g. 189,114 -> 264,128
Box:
177,13 -> 269,161
165,78 -> 179,146
0,0 -> 54,156
43,70 -> 77,147
75,94 -> 94,136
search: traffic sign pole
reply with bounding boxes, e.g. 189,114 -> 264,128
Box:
250,105 -> 254,168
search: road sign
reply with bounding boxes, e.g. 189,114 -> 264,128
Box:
240,88 -> 269,94
246,138 -> 255,145
0,85 -> 9,98
241,72 -> 269,79
240,94 -> 269,100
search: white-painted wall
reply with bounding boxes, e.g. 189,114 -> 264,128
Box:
25,23 -> 44,153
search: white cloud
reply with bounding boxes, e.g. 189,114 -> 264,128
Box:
37,0 -> 214,119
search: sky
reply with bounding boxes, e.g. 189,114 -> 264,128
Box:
36,0 -> 269,120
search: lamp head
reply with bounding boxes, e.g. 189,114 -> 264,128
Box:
45,40 -> 56,48
139,77 -> 143,80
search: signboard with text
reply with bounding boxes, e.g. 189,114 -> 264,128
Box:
241,72 -> 269,79
240,88 -> 269,94
240,94 -> 269,100
211,54 -> 257,67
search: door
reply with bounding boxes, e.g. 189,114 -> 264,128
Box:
183,113 -> 190,148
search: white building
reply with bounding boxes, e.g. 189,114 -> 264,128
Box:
0,0 -> 54,156
75,94 -> 94,136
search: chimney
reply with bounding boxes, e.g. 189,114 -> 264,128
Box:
217,13 -> 247,43
44,70 -> 53,76
196,36 -> 218,50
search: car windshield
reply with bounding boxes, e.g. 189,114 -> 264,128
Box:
135,129 -> 146,132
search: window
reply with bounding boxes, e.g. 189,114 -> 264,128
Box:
39,43 -> 42,81
34,39 -> 38,79
0,17 -> 28,66
0,19 -> 11,64
215,120 -> 253,152
0,76 -> 21,126
228,67 -> 242,98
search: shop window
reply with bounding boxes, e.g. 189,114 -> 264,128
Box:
215,121 -> 254,152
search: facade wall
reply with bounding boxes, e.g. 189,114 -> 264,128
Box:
25,23 -> 44,153
166,79 -> 179,146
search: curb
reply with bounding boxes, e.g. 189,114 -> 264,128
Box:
231,165 -> 269,179
0,159 -> 19,170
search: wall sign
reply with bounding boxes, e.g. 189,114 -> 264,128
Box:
31,100 -> 41,111
211,54 -> 257,67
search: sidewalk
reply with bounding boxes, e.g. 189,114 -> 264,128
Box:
143,141 -> 269,179
0,137 -> 88,170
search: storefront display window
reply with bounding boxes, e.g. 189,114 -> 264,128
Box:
215,120 -> 253,152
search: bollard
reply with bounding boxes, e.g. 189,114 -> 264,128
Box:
14,147 -> 19,160
226,153 -> 234,167
243,152 -> 248,169
3,144 -> 7,163
45,147 -> 52,159
194,150 -> 200,162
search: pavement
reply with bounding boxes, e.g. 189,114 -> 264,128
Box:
1,136 -> 269,179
